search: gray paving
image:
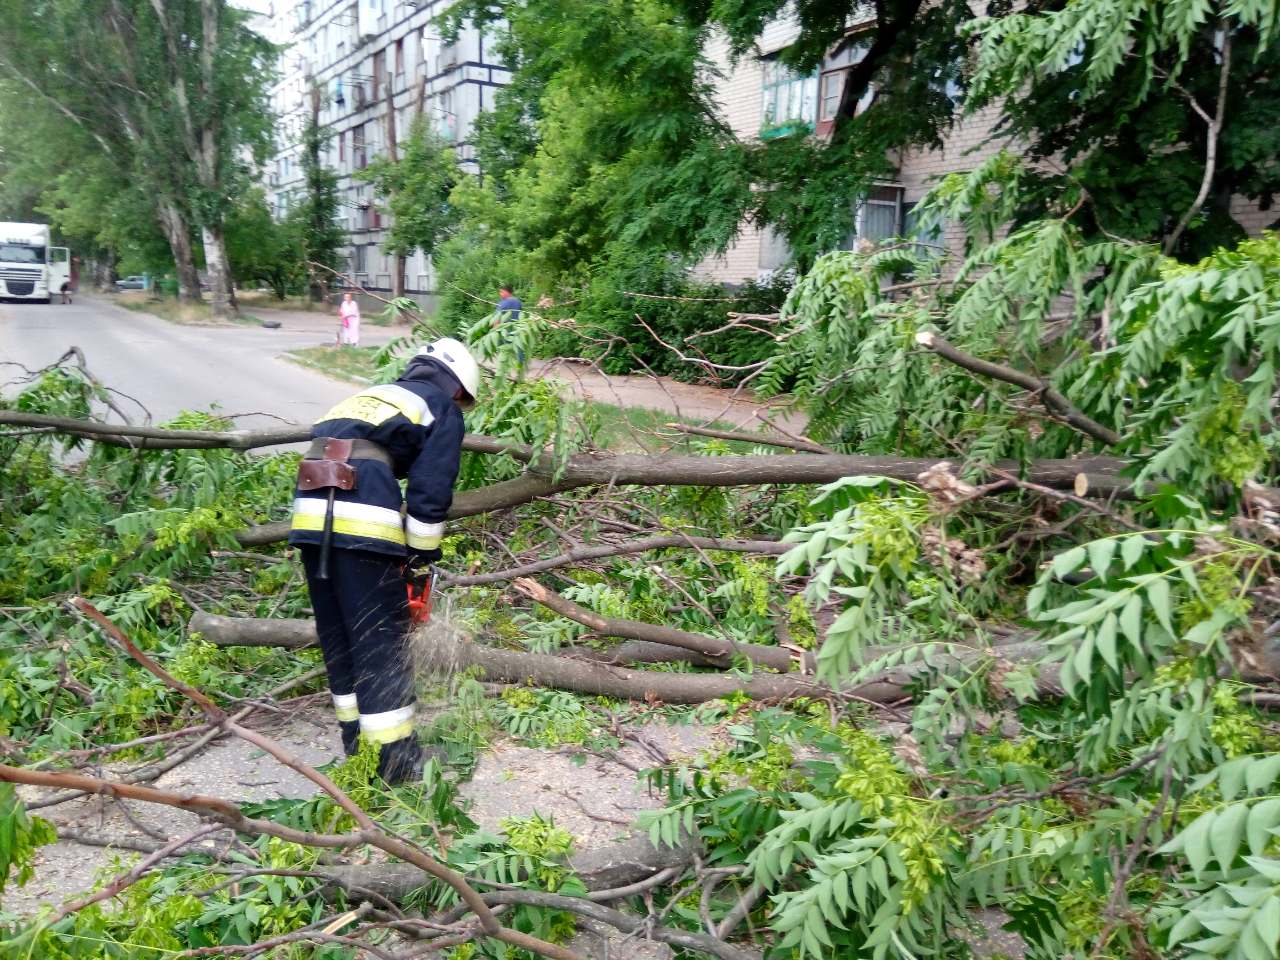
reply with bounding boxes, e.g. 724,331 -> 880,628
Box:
0,294 -> 365,428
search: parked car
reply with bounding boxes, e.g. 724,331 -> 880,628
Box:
115,275 -> 147,291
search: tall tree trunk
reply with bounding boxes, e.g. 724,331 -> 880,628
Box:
200,224 -> 238,318
384,78 -> 407,303
156,198 -> 201,302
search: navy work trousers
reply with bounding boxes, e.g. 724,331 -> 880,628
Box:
300,546 -> 420,776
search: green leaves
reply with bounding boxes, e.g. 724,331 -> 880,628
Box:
778,482 -> 932,680
0,782 -> 55,896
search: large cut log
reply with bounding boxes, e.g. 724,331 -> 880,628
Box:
190,611 -> 317,648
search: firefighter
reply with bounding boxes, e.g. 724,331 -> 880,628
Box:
288,338 -> 480,784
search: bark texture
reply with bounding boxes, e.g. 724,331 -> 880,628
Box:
156,198 -> 202,302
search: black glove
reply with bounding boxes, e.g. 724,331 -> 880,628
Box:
409,547 -> 443,568
406,549 -> 442,589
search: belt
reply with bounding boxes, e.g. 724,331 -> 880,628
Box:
305,437 -> 393,468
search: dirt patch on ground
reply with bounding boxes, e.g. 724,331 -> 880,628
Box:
533,359 -> 807,432
6,710 -> 343,919
5,712 -> 715,921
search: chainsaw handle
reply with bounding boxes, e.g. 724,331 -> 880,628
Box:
406,564 -> 438,624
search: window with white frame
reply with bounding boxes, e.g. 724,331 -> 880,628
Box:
759,58 -> 817,137
845,184 -> 905,248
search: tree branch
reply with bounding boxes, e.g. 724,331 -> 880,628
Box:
0,411 -> 534,460
664,422 -> 831,454
445,535 -> 787,587
915,331 -> 1122,445
457,889 -> 762,960
1163,25 -> 1232,256
513,577 -> 808,673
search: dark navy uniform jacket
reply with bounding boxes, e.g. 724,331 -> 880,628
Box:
287,358 -> 465,561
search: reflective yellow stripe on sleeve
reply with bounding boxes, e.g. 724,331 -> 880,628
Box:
405,515 -> 445,551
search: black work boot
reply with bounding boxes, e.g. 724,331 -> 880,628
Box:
377,737 -> 425,786
339,720 -> 361,758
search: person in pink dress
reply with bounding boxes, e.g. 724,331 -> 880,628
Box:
338,292 -> 361,346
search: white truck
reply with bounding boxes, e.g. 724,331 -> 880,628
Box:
0,222 -> 70,304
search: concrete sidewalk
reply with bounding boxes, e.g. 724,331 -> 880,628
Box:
247,302 -> 410,347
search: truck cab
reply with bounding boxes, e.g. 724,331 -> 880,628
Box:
0,222 -> 70,303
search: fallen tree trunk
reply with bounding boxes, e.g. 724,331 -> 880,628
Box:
0,411 -> 534,460
189,612 -> 886,699
190,611 -> 317,648
192,612 -> 731,669
513,577 -> 809,673
235,452 -> 1130,546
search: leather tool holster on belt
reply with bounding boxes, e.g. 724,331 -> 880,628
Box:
299,438 -> 357,581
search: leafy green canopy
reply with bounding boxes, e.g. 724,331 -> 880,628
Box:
764,153 -> 1280,495
360,116 -> 463,263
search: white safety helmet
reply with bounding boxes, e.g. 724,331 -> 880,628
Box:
417,338 -> 480,408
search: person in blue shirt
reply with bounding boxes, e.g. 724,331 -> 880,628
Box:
493,285 -> 525,367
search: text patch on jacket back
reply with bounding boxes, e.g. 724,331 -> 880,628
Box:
319,384 -> 430,426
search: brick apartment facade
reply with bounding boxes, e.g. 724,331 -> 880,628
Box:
696,16 -> 1275,285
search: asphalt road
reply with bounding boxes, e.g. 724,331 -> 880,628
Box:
0,294 -> 358,427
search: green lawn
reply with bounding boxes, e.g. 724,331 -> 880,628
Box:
285,345 -> 382,384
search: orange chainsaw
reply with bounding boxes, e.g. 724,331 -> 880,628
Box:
407,566 -> 439,625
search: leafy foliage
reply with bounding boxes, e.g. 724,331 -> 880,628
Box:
360,115 -> 462,263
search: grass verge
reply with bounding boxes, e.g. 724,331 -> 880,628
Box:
282,349 -> 790,453
116,291 -> 266,326
285,344 -> 382,384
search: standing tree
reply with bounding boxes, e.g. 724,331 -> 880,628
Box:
289,86 -> 346,304
359,115 -> 462,284
0,0 -> 275,314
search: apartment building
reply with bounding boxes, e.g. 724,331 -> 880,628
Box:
696,16 -> 1273,285
260,0 -> 508,298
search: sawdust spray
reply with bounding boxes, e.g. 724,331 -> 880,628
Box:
406,588 -> 471,684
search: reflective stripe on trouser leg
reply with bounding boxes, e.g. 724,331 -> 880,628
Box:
359,704 -> 415,744
300,545 -> 359,734
335,550 -> 417,747
332,692 -> 359,722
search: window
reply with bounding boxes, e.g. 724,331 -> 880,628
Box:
903,200 -> 945,257
372,49 -> 386,94
757,225 -> 792,273
354,244 -> 368,274
846,185 -> 905,247
817,69 -> 874,122
0,243 -> 44,264
352,125 -> 367,169
760,58 -> 817,138
337,130 -> 345,161
395,38 -> 404,78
